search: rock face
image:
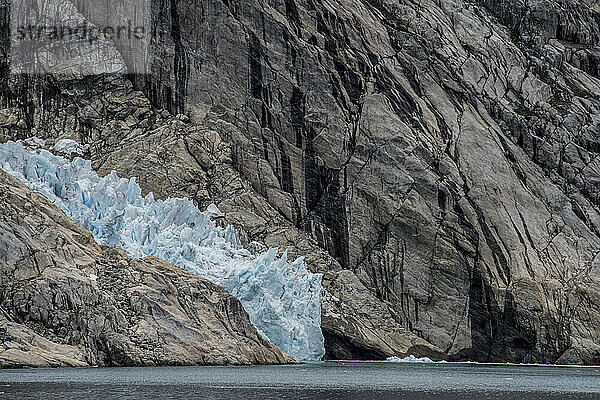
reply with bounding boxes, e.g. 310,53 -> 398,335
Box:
1,0 -> 600,364
0,170 -> 293,368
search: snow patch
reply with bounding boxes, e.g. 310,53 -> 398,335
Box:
0,140 -> 325,361
53,139 -> 87,156
205,203 -> 225,219
23,137 -> 46,150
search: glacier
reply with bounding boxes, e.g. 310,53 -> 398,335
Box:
0,139 -> 325,361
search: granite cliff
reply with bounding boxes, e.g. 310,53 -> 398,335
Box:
1,0 -> 600,363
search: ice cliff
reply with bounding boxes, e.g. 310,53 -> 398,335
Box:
0,139 -> 325,361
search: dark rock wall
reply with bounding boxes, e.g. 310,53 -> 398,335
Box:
1,0 -> 600,363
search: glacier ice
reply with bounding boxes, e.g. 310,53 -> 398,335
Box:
0,140 -> 325,361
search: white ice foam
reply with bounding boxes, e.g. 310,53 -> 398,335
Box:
387,355 -> 434,363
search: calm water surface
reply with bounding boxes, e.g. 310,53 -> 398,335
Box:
0,361 -> 599,399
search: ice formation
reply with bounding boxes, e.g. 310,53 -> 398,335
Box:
0,140 -> 325,361
386,355 -> 434,363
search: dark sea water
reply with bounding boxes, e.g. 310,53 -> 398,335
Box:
0,361 -> 599,400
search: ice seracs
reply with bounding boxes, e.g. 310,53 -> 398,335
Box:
0,140 -> 325,361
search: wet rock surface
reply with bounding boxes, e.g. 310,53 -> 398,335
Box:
1,0 -> 600,363
0,170 -> 293,367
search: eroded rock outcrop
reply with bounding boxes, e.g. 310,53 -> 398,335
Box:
1,0 -> 600,363
0,169 -> 293,367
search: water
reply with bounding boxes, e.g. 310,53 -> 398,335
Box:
0,362 -> 599,399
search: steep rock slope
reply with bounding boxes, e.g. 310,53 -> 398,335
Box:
1,0 -> 600,363
0,169 -> 293,367
135,0 -> 600,364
